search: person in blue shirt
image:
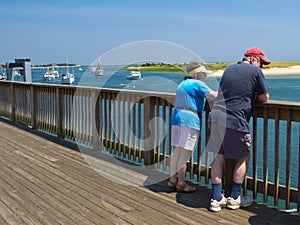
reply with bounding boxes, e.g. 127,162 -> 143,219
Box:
168,61 -> 217,192
207,47 -> 270,211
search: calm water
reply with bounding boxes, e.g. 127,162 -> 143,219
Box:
27,65 -> 300,102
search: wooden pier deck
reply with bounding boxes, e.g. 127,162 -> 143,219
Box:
0,119 -> 300,225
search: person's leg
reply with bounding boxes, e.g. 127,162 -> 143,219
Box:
169,126 -> 198,192
168,146 -> 180,187
169,126 -> 180,186
210,153 -> 227,211
228,132 -> 251,200
175,148 -> 196,192
211,154 -> 225,200
230,155 -> 250,199
176,148 -> 192,185
227,154 -> 252,209
222,130 -> 253,209
233,155 -> 250,183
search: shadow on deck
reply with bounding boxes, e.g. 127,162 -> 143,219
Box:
0,118 -> 299,225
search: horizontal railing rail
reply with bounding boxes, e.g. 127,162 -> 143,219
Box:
0,80 -> 299,212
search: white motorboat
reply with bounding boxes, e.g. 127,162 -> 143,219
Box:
43,71 -> 55,81
50,68 -> 59,78
0,72 -> 6,80
126,71 -> 142,80
61,71 -> 75,84
43,68 -> 59,81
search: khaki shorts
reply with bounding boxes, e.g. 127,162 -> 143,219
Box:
171,125 -> 199,151
206,123 -> 251,159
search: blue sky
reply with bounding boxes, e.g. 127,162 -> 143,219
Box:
1,0 -> 300,65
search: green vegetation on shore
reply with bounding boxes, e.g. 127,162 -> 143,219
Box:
125,63 -> 186,72
31,63 -> 79,68
124,61 -> 300,73
263,61 -> 300,68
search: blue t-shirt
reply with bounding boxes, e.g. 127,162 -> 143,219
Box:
211,62 -> 270,133
172,78 -> 212,131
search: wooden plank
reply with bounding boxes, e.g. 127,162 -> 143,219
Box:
0,141 -> 125,225
0,123 -> 206,224
0,199 -> 26,225
0,168 -> 63,225
3,140 -> 178,224
0,146 -> 96,225
14,140 -> 250,224
1,120 -> 300,225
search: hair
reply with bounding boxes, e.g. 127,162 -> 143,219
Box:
242,56 -> 251,62
185,61 -> 207,80
186,61 -> 206,73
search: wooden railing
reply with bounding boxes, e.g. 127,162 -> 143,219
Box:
0,81 -> 299,212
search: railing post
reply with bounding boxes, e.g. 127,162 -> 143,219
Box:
285,109 -> 292,209
252,115 -> 258,199
298,122 -> 300,213
10,83 -> 15,121
92,90 -> 100,151
56,87 -> 64,139
30,84 -> 37,129
263,108 -> 269,202
143,96 -> 155,166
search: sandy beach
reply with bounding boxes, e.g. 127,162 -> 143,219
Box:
263,65 -> 300,76
211,65 -> 300,77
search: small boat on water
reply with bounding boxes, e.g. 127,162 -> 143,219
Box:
91,60 -> 104,76
126,71 -> 142,80
61,71 -> 75,84
43,68 -> 59,81
43,71 -> 55,81
50,68 -> 59,78
0,71 -> 7,80
61,57 -> 75,84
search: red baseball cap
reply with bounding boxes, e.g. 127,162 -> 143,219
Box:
244,47 -> 271,65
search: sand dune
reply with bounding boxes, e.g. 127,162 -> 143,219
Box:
211,66 -> 300,77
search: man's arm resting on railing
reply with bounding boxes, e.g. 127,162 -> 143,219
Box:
256,93 -> 270,102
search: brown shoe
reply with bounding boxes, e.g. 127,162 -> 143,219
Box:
176,183 -> 196,193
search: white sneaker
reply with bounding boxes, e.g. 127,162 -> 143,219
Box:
227,196 -> 253,209
209,195 -> 227,212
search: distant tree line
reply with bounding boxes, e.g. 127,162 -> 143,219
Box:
0,63 -> 79,69
32,63 -> 78,67
139,62 -> 186,67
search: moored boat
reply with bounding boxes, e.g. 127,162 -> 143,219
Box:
92,60 -> 104,76
43,71 -> 55,81
126,71 -> 142,80
61,71 -> 74,84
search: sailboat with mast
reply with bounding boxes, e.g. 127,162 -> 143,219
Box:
91,59 -> 104,76
61,56 -> 75,84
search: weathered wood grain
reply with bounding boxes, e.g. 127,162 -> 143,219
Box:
0,120 -> 300,225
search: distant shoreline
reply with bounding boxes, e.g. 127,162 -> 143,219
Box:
263,65 -> 300,76
123,62 -> 300,76
210,65 -> 300,77
2,64 -> 300,76
31,65 -> 81,69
